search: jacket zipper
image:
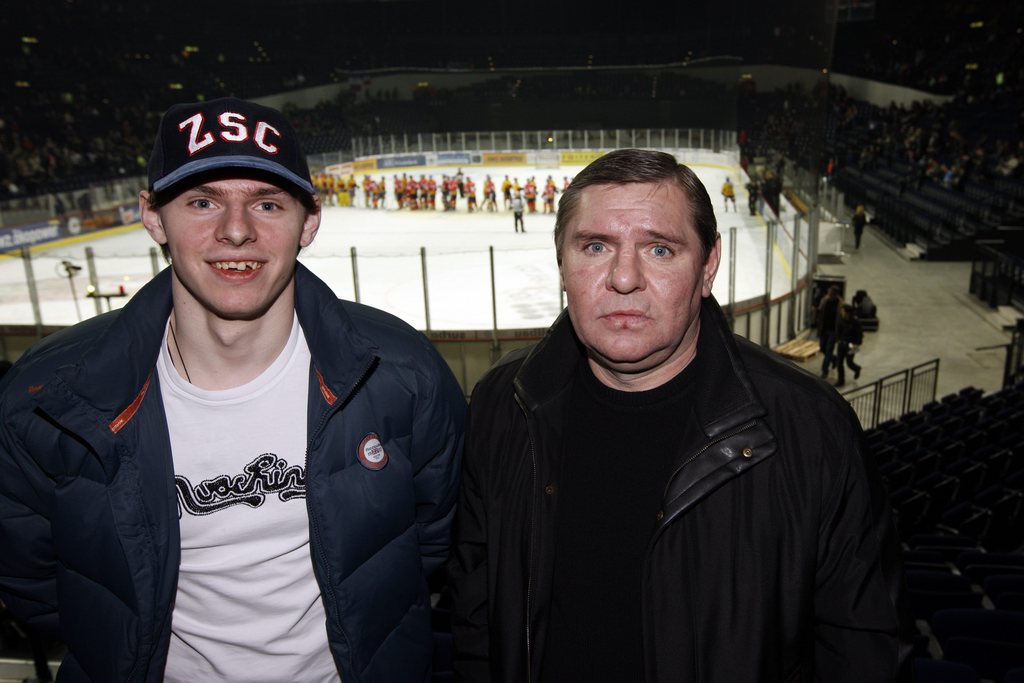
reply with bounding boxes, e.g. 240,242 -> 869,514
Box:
305,356 -> 379,679
514,392 -> 537,683
639,419 -> 759,681
649,419 -> 758,548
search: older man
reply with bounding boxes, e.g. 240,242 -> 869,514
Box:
448,149 -> 911,682
0,98 -> 465,682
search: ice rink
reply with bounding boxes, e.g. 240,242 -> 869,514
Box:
0,161 -> 806,332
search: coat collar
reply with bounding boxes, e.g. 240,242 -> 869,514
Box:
514,296 -> 768,438
36,263 -> 376,434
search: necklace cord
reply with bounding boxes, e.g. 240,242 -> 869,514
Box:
168,319 -> 192,384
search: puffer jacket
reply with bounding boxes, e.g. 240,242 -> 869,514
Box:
0,263 -> 466,682
448,296 -> 914,682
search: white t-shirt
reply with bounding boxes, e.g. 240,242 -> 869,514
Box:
158,314 -> 340,683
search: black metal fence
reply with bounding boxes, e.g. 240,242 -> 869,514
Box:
843,359 -> 941,429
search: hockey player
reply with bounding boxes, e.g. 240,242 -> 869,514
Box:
427,175 -> 438,210
418,175 -> 429,210
367,177 -> 380,209
405,175 -> 420,211
524,177 -> 538,214
483,175 -> 497,212
362,175 -> 372,208
722,177 -> 737,212
345,175 -> 357,207
395,174 -> 407,209
502,175 -> 513,209
446,176 -> 459,211
541,177 -> 556,214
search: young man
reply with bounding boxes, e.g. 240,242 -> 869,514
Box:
0,97 -> 465,682
448,149 -> 911,682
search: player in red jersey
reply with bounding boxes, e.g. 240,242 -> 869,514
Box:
418,175 -> 429,210
483,175 -> 497,212
450,175 -> 462,209
367,178 -> 380,209
542,178 -> 556,214
362,175 -> 372,207
524,177 -> 538,214
394,174 -> 406,209
406,176 -> 419,210
465,177 -> 477,212
426,176 -> 438,210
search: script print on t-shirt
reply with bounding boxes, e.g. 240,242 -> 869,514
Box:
175,452 -> 306,517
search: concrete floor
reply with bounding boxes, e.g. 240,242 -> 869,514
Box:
794,225 -> 1018,401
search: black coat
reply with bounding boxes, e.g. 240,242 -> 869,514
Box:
838,315 -> 865,346
448,297 -> 912,682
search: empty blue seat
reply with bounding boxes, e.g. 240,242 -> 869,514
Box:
1004,667 -> 1024,683
941,637 -> 1024,680
912,657 -> 980,682
955,552 -> 1024,574
992,593 -> 1024,611
983,575 -> 1024,602
963,565 -> 1024,584
905,570 -> 983,620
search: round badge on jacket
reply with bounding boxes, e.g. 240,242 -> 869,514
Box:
358,433 -> 389,470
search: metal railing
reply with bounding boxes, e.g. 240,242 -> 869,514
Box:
309,127 -> 738,168
842,359 -> 941,429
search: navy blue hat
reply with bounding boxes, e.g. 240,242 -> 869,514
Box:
148,97 -> 314,195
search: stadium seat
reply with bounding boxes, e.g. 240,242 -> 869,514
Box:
983,576 -> 1024,602
929,610 -> 1024,676
910,534 -> 982,552
905,570 -> 984,620
1004,667 -> 1024,683
963,561 -> 1024,581
891,487 -> 930,534
916,473 -> 960,524
881,460 -> 917,491
944,460 -> 989,502
941,637 -> 1024,680
954,552 -> 1024,574
912,657 -> 980,682
992,593 -> 1024,611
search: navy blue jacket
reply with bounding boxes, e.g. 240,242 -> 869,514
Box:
0,263 -> 466,682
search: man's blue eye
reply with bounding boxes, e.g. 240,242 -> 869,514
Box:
652,245 -> 670,257
586,243 -> 605,253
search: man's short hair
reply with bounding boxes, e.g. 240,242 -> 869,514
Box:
554,149 -> 719,264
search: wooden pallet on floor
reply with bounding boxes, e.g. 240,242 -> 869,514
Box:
773,337 -> 819,361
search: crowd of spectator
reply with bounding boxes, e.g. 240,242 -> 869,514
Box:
1,0 -> 1022,203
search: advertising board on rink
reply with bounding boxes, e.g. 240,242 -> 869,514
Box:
560,151 -> 605,165
482,152 -> 528,166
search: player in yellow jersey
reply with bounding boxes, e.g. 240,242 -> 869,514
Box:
465,177 -> 477,212
501,175 -> 512,210
721,177 -> 736,212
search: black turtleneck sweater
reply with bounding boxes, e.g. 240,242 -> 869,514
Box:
540,356 -> 697,683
